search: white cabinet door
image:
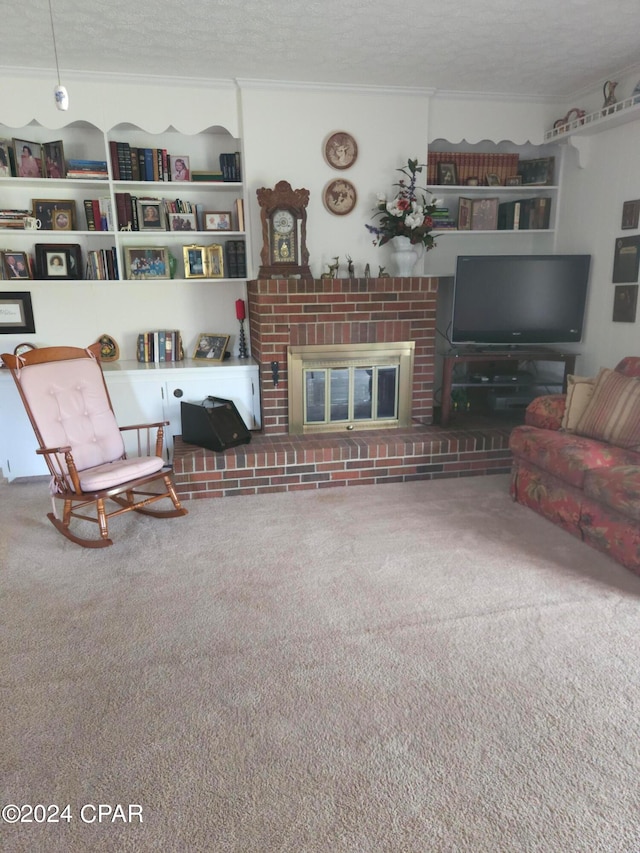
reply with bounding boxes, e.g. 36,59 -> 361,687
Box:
105,373 -> 167,460
0,376 -> 48,480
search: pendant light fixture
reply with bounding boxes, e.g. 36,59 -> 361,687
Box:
48,0 -> 69,110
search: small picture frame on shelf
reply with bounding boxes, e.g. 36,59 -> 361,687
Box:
35,243 -> 82,280
184,245 -> 208,279
2,251 -> 32,280
0,139 -> 14,176
13,138 -> 43,178
33,198 -> 77,230
137,199 -> 165,231
193,333 -> 229,361
168,212 -> 197,232
470,197 -> 499,231
206,243 -> 224,278
169,155 -> 190,182
519,157 -> 555,186
621,200 -> 640,230
52,208 -> 73,231
204,211 -> 232,231
437,162 -> 458,185
486,173 -> 501,186
43,140 -> 66,179
506,175 -> 522,186
0,292 -> 35,334
125,246 -> 170,280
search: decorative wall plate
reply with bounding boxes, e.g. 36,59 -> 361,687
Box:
96,334 -> 119,361
323,179 -> 357,216
323,132 -> 358,170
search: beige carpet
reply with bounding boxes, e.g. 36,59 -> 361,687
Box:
2,474 -> 640,853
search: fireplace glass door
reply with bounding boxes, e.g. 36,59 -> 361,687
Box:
304,365 -> 398,425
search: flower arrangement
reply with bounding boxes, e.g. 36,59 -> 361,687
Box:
365,158 -> 439,250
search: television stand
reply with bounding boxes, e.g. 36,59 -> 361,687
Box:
440,348 -> 576,427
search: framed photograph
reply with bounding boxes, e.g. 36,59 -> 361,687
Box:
0,138 -> 13,176
621,200 -> 640,230
457,197 -> 472,230
323,131 -> 358,170
204,211 -> 232,231
486,173 -> 501,186
465,176 -> 479,186
519,157 -> 555,186
193,333 -> 229,361
43,140 -> 66,179
2,251 -> 32,280
137,199 -> 165,231
470,197 -> 499,231
506,175 -> 522,186
35,243 -> 82,280
206,243 -> 224,278
169,155 -> 190,182
32,199 -> 77,231
613,284 -> 638,322
52,208 -> 73,231
612,235 -> 640,283
13,138 -> 43,178
437,162 -> 458,185
168,212 -> 197,232
323,178 -> 357,216
184,245 -> 207,278
0,291 -> 35,334
125,246 -> 170,280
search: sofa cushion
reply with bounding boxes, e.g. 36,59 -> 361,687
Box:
524,394 -> 566,430
509,425 -> 638,489
575,368 -> 640,451
583,465 -> 640,522
561,375 -> 595,431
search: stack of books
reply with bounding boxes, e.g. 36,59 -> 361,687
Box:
224,240 -> 247,277
0,209 -> 31,229
66,159 -> 109,180
137,330 -> 183,363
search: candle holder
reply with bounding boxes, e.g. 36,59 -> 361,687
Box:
237,318 -> 248,359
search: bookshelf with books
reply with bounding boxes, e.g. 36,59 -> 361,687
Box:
426,140 -> 559,236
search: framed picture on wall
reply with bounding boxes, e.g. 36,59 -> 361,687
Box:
613,284 -> 638,322
621,199 -> 640,230
0,291 -> 35,334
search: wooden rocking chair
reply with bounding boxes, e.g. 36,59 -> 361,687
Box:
1,343 -> 187,548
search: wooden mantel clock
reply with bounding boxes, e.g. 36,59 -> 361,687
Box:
256,180 -> 312,279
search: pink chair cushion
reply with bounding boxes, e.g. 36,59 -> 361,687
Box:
18,356 -> 125,472
79,455 -> 165,491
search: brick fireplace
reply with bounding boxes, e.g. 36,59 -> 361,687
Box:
172,275 -> 513,499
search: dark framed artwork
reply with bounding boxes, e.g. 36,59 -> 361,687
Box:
2,251 -> 32,280
621,199 -> 640,230
437,162 -> 458,186
613,285 -> 638,322
35,243 -> 82,280
0,291 -> 35,334
43,140 -> 66,179
612,235 -> 640,283
32,198 -> 78,230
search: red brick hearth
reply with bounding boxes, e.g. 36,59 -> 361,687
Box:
171,275 -> 514,499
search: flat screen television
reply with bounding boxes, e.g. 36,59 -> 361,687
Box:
451,254 -> 591,346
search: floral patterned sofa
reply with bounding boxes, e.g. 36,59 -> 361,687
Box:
509,356 -> 640,574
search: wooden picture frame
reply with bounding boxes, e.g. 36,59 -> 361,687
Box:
486,173 -> 501,186
193,333 -> 229,361
168,212 -> 197,232
0,138 -> 13,176
35,243 -> 82,280
137,199 -> 165,231
323,179 -> 357,216
457,197 -> 472,230
52,208 -> 73,231
206,243 -> 225,278
470,197 -> 499,231
612,284 -> 638,322
2,251 -> 32,280
519,157 -> 555,186
43,140 -> 66,179
204,211 -> 232,231
125,246 -> 170,280
13,138 -> 43,178
437,162 -> 458,186
323,131 -> 358,170
32,198 -> 77,231
621,200 -> 640,230
0,291 -> 35,334
169,155 -> 190,182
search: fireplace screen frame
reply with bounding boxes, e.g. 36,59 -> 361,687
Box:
287,342 -> 415,435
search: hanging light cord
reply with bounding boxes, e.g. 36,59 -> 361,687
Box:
48,0 -> 62,86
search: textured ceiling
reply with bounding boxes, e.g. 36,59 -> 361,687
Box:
2,0 -> 639,98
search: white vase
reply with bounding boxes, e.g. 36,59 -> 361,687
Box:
390,235 -> 420,277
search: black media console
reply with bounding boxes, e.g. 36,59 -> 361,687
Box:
440,348 -> 577,427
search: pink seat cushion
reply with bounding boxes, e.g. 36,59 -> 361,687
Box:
79,455 -> 165,492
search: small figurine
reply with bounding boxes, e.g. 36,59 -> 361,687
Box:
602,80 -> 618,116
378,265 -> 390,278
364,263 -> 371,278
346,254 -> 354,278
321,256 -> 340,279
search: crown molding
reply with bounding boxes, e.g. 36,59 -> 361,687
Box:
235,77 -> 435,97
0,66 -> 237,90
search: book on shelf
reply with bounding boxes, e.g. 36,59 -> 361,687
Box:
224,239 -> 246,278
191,170 -> 224,182
0,209 -> 31,229
86,247 -> 118,280
235,198 -> 245,231
137,330 -> 183,363
219,152 -> 241,182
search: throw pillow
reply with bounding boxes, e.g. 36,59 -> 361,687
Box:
575,368 -> 640,450
561,374 -> 595,431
